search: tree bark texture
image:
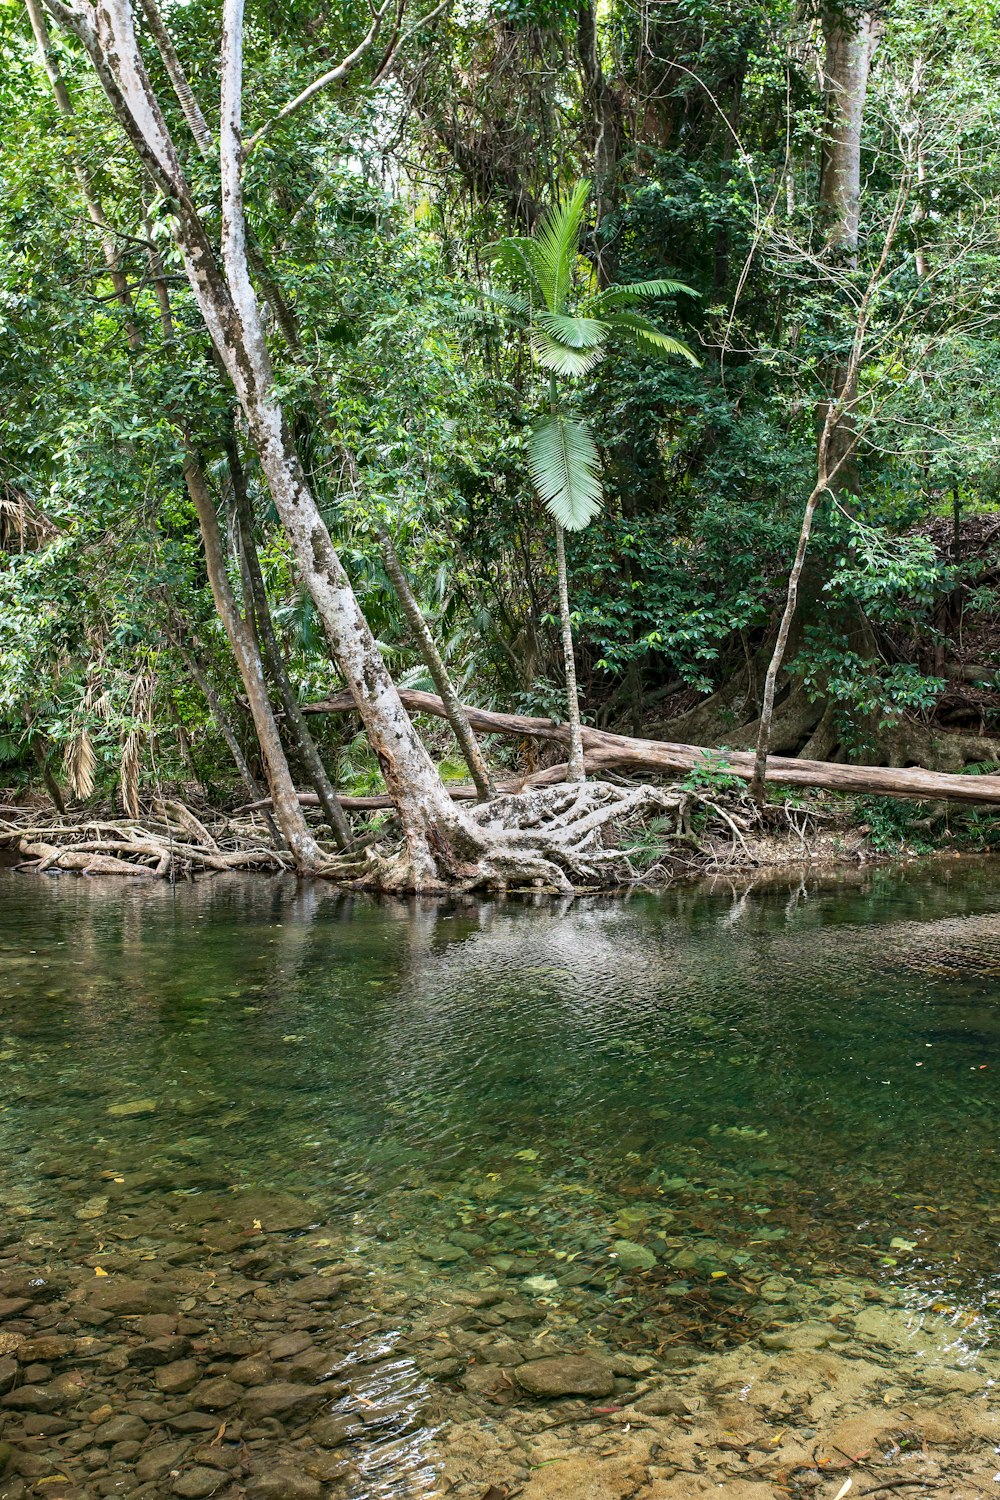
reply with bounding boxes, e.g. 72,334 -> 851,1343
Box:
181,456 -> 324,869
750,10 -> 883,801
819,7 -> 880,494
227,442 -> 353,849
377,524 -> 494,800
555,524 -> 586,782
819,8 -> 879,260
28,0 -> 323,867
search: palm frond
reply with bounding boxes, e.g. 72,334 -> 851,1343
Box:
530,331 -> 605,377
585,278 -> 699,313
531,178 -> 592,312
119,729 -> 141,819
483,237 -> 544,300
64,726 -> 96,800
534,311 -> 606,348
600,311 -> 700,365
527,414 -> 604,530
461,282 -> 531,321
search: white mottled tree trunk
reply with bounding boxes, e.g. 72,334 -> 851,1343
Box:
819,8 -> 879,260
42,0 -> 475,883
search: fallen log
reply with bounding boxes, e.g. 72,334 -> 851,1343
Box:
241,785 -> 520,812
306,688 -> 1000,807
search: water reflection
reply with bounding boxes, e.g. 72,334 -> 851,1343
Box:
2,861 -> 1000,1346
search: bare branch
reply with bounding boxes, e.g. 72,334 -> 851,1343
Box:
372,0 -> 448,84
241,2 -> 390,161
38,0 -> 95,46
241,0 -> 449,162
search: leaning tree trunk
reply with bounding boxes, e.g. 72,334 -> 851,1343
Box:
226,437 -> 353,850
181,456 -> 324,869
377,523 -> 494,800
41,0 -> 477,886
27,0 -> 322,869
171,628 -> 282,847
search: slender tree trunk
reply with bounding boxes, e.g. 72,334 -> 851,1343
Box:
172,630 -> 282,846
135,0 -> 213,153
749,9 -> 882,802
749,467 -> 829,804
41,0 -> 474,885
555,524 -> 585,782
819,8 -> 880,496
377,523 -> 494,799
238,249 -> 490,797
819,9 -> 879,257
910,58 -> 929,281
226,439 -> 353,849
181,456 -> 324,869
31,738 -> 66,815
576,0 -> 625,250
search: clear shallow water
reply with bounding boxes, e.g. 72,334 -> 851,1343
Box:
2,859 -> 1000,1491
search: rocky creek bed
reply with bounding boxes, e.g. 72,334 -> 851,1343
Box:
1,1181 -> 999,1500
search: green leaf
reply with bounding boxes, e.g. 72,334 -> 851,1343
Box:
530,331 -> 605,377
600,312 -> 700,365
534,311 -> 606,348
483,237 -> 544,300
459,284 -> 531,329
527,414 -> 603,530
586,278 -> 699,312
530,178 -> 592,312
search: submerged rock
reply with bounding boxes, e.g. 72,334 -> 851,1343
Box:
171,1468 -> 226,1498
634,1386 -> 694,1416
419,1241 -> 470,1264
245,1470 -> 322,1500
93,1413 -> 150,1445
759,1321 -> 849,1352
241,1382 -> 327,1422
515,1355 -> 616,1399
84,1277 -> 178,1317
0,1384 -> 62,1413
136,1441 -> 191,1483
611,1239 -> 657,1271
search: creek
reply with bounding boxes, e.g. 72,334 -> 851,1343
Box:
2,861 -> 999,1498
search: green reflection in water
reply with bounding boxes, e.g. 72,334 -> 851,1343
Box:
2,860 -> 1000,1354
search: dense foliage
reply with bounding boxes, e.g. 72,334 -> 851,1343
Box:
2,0 -> 999,812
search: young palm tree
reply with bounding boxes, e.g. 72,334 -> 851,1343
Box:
479,179 -> 699,780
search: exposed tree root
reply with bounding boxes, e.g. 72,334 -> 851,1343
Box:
313,781 -> 694,893
0,800 -> 289,879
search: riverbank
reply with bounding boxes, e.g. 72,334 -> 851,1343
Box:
2,782 -> 993,887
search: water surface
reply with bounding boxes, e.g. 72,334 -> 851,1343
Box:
2,861 -> 1000,1490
